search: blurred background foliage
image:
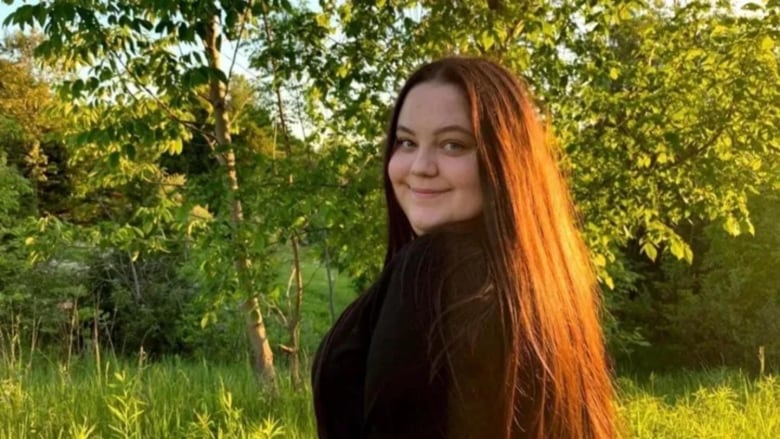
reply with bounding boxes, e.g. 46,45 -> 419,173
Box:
0,0 -> 778,376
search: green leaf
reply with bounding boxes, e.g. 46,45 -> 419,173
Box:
480,31 -> 495,50
33,4 -> 47,26
724,216 -> 740,236
315,13 -> 329,29
71,79 -> 84,97
123,143 -> 136,160
669,238 -> 692,264
759,36 -> 774,51
6,5 -> 33,27
602,273 -> 615,290
108,152 -> 120,169
167,139 -> 183,155
641,242 -> 658,261
138,19 -> 153,31
200,311 -> 216,328
683,244 -> 694,264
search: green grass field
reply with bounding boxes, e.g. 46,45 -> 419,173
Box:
1,358 -> 778,438
2,248 -> 778,438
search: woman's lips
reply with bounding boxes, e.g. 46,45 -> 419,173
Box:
410,187 -> 449,198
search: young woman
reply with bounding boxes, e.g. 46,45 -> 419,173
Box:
312,57 -> 617,439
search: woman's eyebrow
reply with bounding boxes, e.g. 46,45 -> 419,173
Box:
397,124 -> 474,138
397,125 -> 415,135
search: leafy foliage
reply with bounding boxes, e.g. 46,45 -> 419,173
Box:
1,0 -> 779,372
620,193 -> 780,371
257,0 -> 780,352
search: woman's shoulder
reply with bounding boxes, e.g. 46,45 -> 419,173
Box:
387,228 -> 491,306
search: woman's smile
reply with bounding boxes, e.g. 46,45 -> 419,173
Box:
410,187 -> 450,197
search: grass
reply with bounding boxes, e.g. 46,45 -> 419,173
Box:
617,369 -> 780,438
269,244 -> 359,362
1,357 -> 778,438
0,245 -> 357,438
0,357 -> 313,439
2,247 -> 778,437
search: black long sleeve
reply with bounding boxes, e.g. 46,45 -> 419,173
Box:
361,232 -> 508,439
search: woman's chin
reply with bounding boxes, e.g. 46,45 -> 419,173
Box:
411,216 -> 483,236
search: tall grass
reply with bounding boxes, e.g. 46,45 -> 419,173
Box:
2,247 -> 777,437
619,368 -> 780,438
2,357 -> 778,438
0,357 -> 314,438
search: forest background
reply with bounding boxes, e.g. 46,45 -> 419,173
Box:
1,0 -> 779,437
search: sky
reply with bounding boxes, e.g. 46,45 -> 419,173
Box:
0,3 -> 14,28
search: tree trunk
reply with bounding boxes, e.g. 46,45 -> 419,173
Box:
289,235 -> 304,388
260,4 -> 305,390
243,297 -> 276,383
204,14 -> 276,385
324,230 -> 336,324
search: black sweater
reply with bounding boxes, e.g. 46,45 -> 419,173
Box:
312,231 -> 511,439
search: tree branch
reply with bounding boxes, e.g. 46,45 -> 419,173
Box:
225,0 -> 254,95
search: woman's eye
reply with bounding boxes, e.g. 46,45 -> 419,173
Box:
442,142 -> 465,152
395,139 -> 415,149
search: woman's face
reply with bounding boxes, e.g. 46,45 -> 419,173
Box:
388,81 -> 483,235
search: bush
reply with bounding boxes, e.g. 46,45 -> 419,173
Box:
85,248 -> 248,360
620,192 -> 780,372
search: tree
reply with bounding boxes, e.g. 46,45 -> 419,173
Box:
254,0 -> 780,350
5,0 -> 283,383
0,33 -> 71,216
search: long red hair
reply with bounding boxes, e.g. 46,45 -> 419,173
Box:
382,57 -> 617,438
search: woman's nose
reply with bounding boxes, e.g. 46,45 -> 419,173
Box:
410,147 -> 438,177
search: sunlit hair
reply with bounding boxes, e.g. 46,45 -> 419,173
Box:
382,57 -> 617,438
